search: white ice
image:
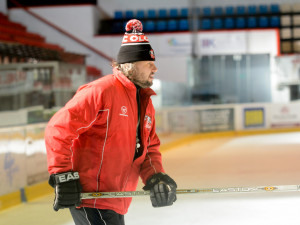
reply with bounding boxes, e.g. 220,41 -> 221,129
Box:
126,192 -> 300,225
2,131 -> 300,225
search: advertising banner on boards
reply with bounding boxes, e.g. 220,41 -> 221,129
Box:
199,108 -> 234,132
270,104 -> 300,127
168,110 -> 199,133
243,107 -> 265,128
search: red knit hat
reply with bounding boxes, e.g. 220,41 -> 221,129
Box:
117,19 -> 155,64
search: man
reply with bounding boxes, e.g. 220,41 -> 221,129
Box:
45,19 -> 177,225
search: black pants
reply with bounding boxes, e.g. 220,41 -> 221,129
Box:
70,207 -> 125,225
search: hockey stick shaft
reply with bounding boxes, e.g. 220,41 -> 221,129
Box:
80,184 -> 300,199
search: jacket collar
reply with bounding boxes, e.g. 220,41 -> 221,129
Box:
113,68 -> 156,97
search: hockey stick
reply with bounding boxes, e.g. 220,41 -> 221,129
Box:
81,184 -> 300,199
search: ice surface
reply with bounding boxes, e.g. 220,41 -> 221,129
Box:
2,132 -> 300,225
126,192 -> 300,225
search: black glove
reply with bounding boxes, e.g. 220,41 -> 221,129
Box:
143,172 -> 177,207
48,171 -> 82,211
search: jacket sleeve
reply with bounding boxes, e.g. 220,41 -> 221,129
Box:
45,84 -> 102,174
139,108 -> 165,184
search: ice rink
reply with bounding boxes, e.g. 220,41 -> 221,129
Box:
1,131 -> 300,225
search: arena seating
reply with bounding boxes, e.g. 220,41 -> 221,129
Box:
100,3 -> 282,34
0,12 -> 65,51
0,12 -> 89,63
97,3 -> 300,54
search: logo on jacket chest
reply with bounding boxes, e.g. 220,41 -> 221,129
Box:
144,115 -> 152,130
120,106 -> 128,117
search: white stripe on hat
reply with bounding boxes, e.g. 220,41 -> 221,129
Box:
121,43 -> 151,46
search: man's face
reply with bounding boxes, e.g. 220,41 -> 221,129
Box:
129,61 -> 157,88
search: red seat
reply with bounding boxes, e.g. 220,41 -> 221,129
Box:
0,32 -> 13,42
86,66 -> 102,76
41,43 -> 64,51
0,19 -> 27,31
0,12 -> 71,60
0,26 -> 45,42
0,13 -> 8,20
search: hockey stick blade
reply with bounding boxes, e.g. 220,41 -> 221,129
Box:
80,185 -> 300,199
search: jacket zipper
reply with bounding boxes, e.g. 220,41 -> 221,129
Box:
133,94 -> 150,162
123,95 -> 150,192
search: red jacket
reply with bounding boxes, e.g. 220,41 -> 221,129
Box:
45,68 -> 164,215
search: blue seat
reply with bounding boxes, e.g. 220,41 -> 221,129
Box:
168,20 -> 178,31
122,21 -> 127,31
225,18 -> 234,29
259,17 -> 268,27
214,7 -> 223,16
170,8 -> 178,18
158,9 -> 167,18
125,10 -> 134,19
196,8 -> 201,16
147,9 -> 156,19
203,7 -> 211,16
236,17 -> 246,28
201,19 -> 211,29
270,4 -> 280,13
225,6 -> 234,15
181,8 -> 189,18
213,18 -> 223,29
144,20 -> 155,32
112,21 -> 123,33
236,6 -> 246,15
247,17 -> 257,28
259,5 -> 268,14
136,10 -> 145,19
179,19 -> 189,30
114,11 -> 123,19
270,16 -> 280,27
157,20 -> 167,31
248,5 -> 257,14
